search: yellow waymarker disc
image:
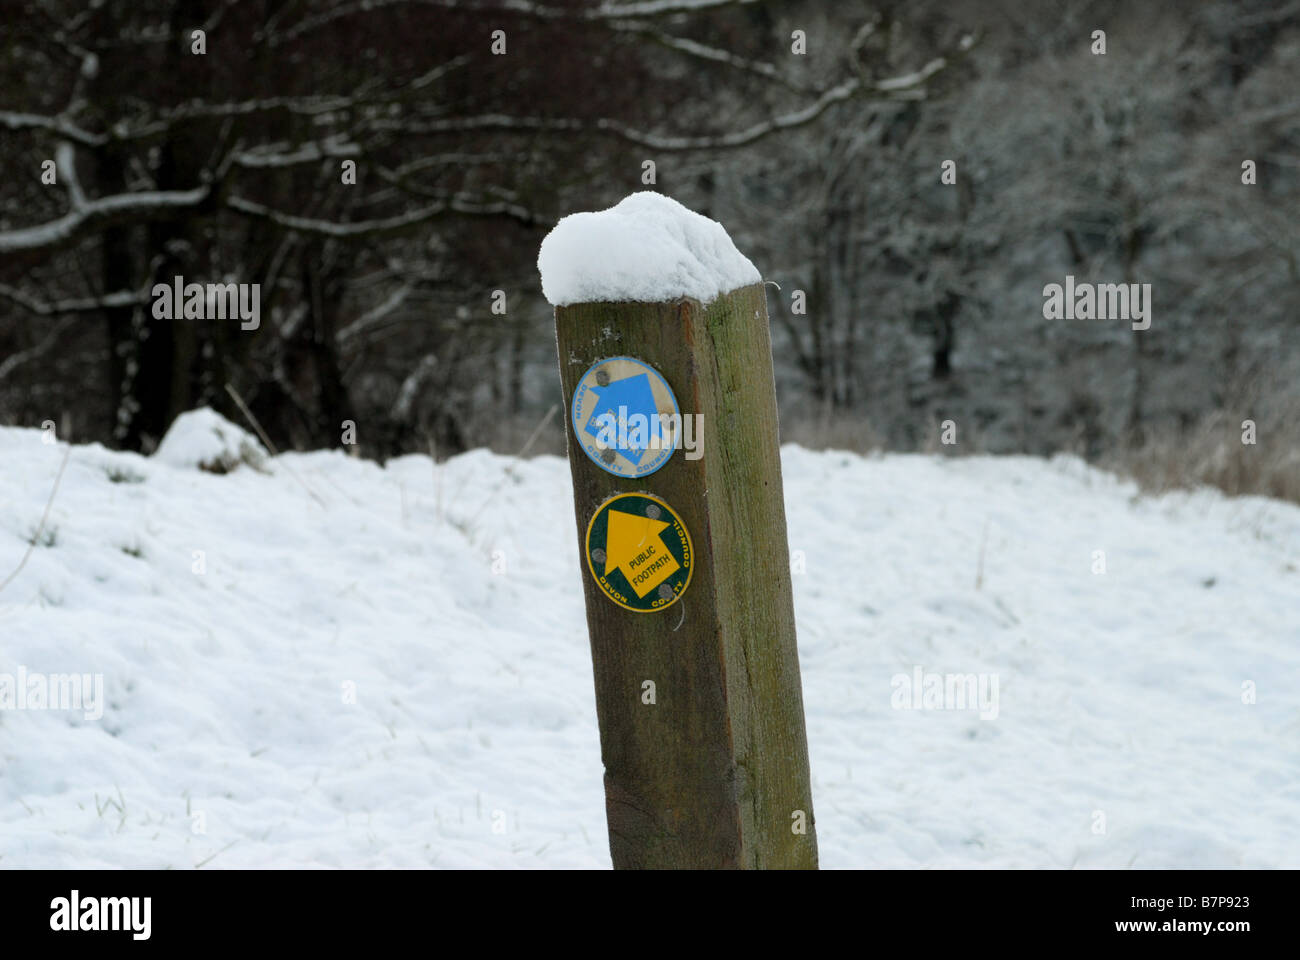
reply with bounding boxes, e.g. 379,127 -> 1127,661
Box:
584,493 -> 693,613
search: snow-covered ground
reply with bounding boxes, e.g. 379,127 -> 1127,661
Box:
2,412 -> 1298,868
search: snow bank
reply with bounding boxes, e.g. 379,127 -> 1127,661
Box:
537,191 -> 761,306
2,423 -> 1299,868
152,407 -> 267,473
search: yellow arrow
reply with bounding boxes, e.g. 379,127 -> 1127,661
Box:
604,509 -> 681,598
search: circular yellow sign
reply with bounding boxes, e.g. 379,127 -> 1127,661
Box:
584,493 -> 693,613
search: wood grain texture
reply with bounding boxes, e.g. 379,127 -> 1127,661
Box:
554,282 -> 818,869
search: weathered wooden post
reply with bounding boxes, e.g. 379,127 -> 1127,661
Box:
540,192 -> 817,869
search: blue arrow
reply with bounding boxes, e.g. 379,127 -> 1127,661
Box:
584,373 -> 662,465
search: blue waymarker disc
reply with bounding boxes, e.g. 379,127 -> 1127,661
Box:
570,357 -> 681,478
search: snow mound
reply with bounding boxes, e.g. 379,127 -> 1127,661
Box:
537,191 -> 761,306
152,407 -> 267,473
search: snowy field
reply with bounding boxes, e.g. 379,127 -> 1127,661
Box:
2,411 -> 1298,869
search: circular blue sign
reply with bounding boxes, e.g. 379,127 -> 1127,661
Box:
570,356 -> 681,478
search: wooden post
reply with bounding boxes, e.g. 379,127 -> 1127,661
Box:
555,282 -> 818,869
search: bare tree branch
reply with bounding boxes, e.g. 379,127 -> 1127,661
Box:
0,110 -> 106,148
370,43 -> 968,150
339,284 -> 414,342
54,141 -> 86,209
610,21 -> 816,94
226,190 -> 546,235
0,317 -> 78,382
232,137 -> 363,169
0,187 -> 211,256
270,0 -> 761,45
0,283 -> 148,317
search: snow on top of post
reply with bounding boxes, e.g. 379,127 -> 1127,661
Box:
537,191 -> 760,306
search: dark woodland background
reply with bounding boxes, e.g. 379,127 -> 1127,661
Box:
2,0 -> 1297,499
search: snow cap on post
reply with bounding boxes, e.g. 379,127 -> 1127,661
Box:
537,191 -> 760,307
